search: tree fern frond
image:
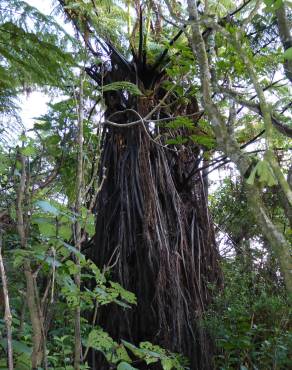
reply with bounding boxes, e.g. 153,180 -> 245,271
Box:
102,81 -> 142,96
0,114 -> 24,146
0,21 -> 75,88
0,0 -> 76,46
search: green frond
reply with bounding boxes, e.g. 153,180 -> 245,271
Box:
0,0 -> 75,45
102,81 -> 142,96
0,114 -> 24,146
0,21 -> 74,87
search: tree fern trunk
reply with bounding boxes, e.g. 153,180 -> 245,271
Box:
91,116 -> 221,369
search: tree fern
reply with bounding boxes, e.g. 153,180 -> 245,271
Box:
0,0 -> 77,144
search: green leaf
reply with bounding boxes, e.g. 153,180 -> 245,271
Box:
61,241 -> 85,260
15,353 -> 31,370
256,160 -> 278,186
121,340 -> 145,359
264,0 -> 283,12
15,160 -> 23,170
122,340 -> 160,365
283,47 -> 292,61
166,136 -> 188,145
33,120 -> 51,131
87,328 -> 114,351
19,134 -> 28,142
83,212 -> 95,237
263,0 -> 274,6
46,134 -> 60,145
189,135 -> 216,149
116,346 -> 132,364
86,328 -> 129,364
161,358 -> 174,370
117,362 -> 138,370
110,281 -> 137,305
12,249 -> 32,268
21,145 -> 36,156
166,117 -> 194,130
246,165 -> 258,185
65,260 -> 80,275
59,224 -> 72,240
140,341 -> 165,359
0,339 -> 32,356
38,222 -> 56,237
35,200 -> 60,216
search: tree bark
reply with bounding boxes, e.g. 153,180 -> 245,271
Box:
276,3 -> 292,83
73,69 -> 85,370
24,264 -> 43,369
15,153 -> 44,368
0,231 -> 14,370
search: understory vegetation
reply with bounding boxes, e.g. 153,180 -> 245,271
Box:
0,0 -> 291,369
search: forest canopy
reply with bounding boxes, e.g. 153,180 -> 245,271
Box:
0,1 -> 291,369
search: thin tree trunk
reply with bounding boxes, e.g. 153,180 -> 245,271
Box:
15,153 -> 44,368
24,264 -> 43,368
0,231 -> 14,370
18,300 -> 26,338
276,3 -> 292,83
247,188 -> 292,296
74,70 -> 85,370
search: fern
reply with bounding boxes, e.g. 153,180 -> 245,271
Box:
0,0 -> 77,141
0,0 -> 75,44
0,114 -> 24,146
102,81 -> 142,96
0,21 -> 74,87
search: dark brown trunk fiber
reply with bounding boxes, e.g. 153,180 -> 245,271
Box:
89,83 -> 221,369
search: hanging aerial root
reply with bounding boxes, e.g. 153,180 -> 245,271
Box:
92,124 -> 221,370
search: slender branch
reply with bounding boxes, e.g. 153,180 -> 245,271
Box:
218,86 -> 292,138
164,0 -> 186,25
242,0 -> 261,26
231,31 -> 292,206
32,165 -> 60,194
228,0 -> 253,17
87,98 -> 101,121
0,230 -> 14,370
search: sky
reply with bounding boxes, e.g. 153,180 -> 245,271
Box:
20,92 -> 50,130
26,0 -> 52,14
